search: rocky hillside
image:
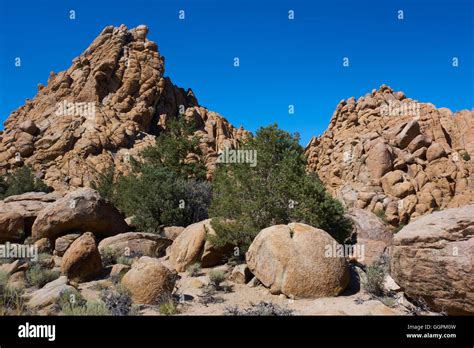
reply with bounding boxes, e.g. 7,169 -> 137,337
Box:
305,85 -> 474,225
0,25 -> 249,191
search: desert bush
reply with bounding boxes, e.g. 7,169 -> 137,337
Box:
0,271 -> 28,315
224,301 -> 293,316
0,166 -> 50,199
26,264 -> 60,288
57,288 -> 86,310
186,263 -> 202,277
462,152 -> 471,161
115,255 -> 135,266
364,255 -> 390,297
209,124 -> 352,254
101,247 -> 119,266
100,286 -> 133,316
158,293 -> 180,315
374,209 -> 387,222
208,269 -> 226,290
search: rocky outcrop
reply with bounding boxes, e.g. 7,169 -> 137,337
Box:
345,208 -> 393,266
98,232 -> 172,259
0,25 -> 249,191
305,86 -> 474,225
169,219 -> 231,272
61,232 -> 103,282
121,256 -> 177,304
26,276 -> 74,309
246,223 -> 349,298
31,188 -> 129,241
391,205 -> 474,315
0,192 -> 62,239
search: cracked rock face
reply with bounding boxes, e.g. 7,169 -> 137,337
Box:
246,223 -> 350,298
390,205 -> 474,315
0,25 -> 249,191
305,85 -> 474,225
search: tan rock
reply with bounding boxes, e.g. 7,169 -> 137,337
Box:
169,219 -> 229,272
391,205 -> 474,315
61,232 -> 103,282
98,232 -> 172,259
32,188 -> 129,241
27,276 -> 74,309
246,223 -> 349,298
121,256 -> 177,304
0,211 -> 25,243
426,142 -> 446,162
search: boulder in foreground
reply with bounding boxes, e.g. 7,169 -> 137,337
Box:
391,205 -> 474,315
246,223 -> 349,298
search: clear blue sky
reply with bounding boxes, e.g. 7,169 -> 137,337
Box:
0,0 -> 472,145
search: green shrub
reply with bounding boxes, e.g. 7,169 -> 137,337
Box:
208,269 -> 226,290
26,264 -> 60,288
91,166 -> 116,201
374,209 -> 387,222
209,124 -> 352,253
0,166 -> 50,199
462,152 -> 471,161
158,294 -> 180,315
57,288 -> 86,311
187,263 -> 202,277
364,255 -> 390,297
113,117 -> 211,233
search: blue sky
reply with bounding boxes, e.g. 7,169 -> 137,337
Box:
0,0 -> 472,145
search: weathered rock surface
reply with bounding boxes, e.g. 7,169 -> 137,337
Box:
98,232 -> 172,259
61,232 -> 103,282
246,223 -> 349,298
345,208 -> 393,266
0,192 -> 62,238
27,276 -> 74,309
54,233 -> 81,256
0,211 -> 25,243
169,219 -> 230,272
391,205 -> 474,315
305,85 -> 474,225
0,25 -> 249,191
32,188 -> 129,241
121,256 -> 177,304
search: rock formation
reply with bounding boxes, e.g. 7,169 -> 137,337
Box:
0,25 -> 249,191
391,205 -> 474,315
305,85 -> 474,225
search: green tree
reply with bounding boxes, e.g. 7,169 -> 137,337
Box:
0,166 -> 50,199
209,124 -> 352,254
112,116 -> 211,232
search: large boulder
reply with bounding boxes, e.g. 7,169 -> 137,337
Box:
61,232 -> 103,282
0,212 -> 25,243
169,219 -> 231,272
246,223 -> 349,298
98,232 -> 172,259
0,192 -> 62,235
27,276 -> 74,309
391,205 -> 474,315
121,256 -> 177,304
32,188 -> 129,241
